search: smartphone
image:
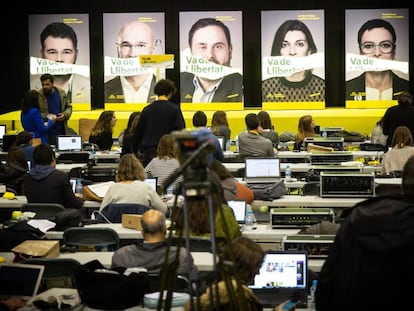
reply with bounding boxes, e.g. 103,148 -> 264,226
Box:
282,299 -> 298,311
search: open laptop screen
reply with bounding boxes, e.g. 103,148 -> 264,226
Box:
144,177 -> 158,192
249,251 -> 307,289
245,157 -> 281,183
0,263 -> 45,300
227,200 -> 247,224
56,135 -> 82,152
0,124 -> 6,139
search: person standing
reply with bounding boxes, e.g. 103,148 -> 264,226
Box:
37,73 -> 73,146
105,20 -> 157,103
20,89 -> 56,144
132,79 -> 185,167
382,91 -> 414,147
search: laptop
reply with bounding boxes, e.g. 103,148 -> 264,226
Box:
227,200 -> 247,225
2,134 -> 17,152
245,157 -> 281,184
216,136 -> 225,150
248,251 -> 308,308
56,135 -> 83,152
0,124 -> 6,141
144,177 -> 158,192
0,262 -> 45,301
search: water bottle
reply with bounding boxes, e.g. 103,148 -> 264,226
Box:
309,279 -> 318,310
226,139 -> 231,151
285,164 -> 292,182
75,179 -> 83,194
235,135 -> 239,153
245,205 -> 255,229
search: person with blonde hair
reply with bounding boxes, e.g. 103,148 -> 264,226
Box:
88,110 -> 117,151
294,114 -> 317,151
381,126 -> 414,175
211,110 -> 231,143
99,154 -> 167,214
145,134 -> 183,191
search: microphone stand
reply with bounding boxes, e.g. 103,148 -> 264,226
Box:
157,138 -> 249,311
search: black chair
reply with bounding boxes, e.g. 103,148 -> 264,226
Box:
169,236 -> 213,252
147,273 -> 191,293
22,203 -> 65,220
22,257 -> 81,292
97,203 -> 150,223
302,181 -> 321,196
62,227 -> 120,252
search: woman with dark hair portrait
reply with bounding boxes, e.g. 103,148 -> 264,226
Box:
262,19 -> 325,102
346,19 -> 409,101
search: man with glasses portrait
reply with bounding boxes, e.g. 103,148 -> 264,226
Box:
346,18 -> 409,101
104,20 -> 157,103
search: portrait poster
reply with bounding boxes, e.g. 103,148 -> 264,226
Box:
103,12 -> 165,110
261,10 -> 325,110
345,8 -> 409,108
29,14 -> 91,110
179,11 -> 243,110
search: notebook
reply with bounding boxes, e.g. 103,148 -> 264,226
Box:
56,135 -> 83,152
0,263 -> 45,301
227,200 -> 247,224
248,251 -> 308,308
245,157 -> 281,184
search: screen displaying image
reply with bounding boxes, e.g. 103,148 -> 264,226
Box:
179,11 -> 243,104
345,8 -> 409,103
103,12 -> 165,104
28,14 -> 91,105
261,10 -> 325,105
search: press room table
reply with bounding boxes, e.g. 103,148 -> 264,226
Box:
223,162 -> 381,174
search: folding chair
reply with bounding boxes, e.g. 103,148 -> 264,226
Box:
62,227 -> 120,252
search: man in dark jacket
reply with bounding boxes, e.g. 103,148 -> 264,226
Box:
316,155 -> 414,310
111,209 -> 198,276
23,144 -> 84,211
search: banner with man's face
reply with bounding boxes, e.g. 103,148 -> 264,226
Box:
179,11 -> 243,109
103,12 -> 165,108
29,14 -> 91,108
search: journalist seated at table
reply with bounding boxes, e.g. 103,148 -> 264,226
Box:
23,144 -> 85,211
111,209 -> 198,276
99,154 -> 168,214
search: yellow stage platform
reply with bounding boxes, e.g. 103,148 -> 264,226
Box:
1,107 -> 385,140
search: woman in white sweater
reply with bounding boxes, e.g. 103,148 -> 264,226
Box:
99,154 -> 167,214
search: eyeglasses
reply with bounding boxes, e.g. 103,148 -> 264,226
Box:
360,41 -> 395,54
116,42 -> 153,51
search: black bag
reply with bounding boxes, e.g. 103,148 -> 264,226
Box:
0,221 -> 45,251
53,208 -> 83,231
248,180 -> 288,200
75,260 -> 151,310
359,143 -> 388,152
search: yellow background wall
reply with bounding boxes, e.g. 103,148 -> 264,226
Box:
1,108 -> 385,140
